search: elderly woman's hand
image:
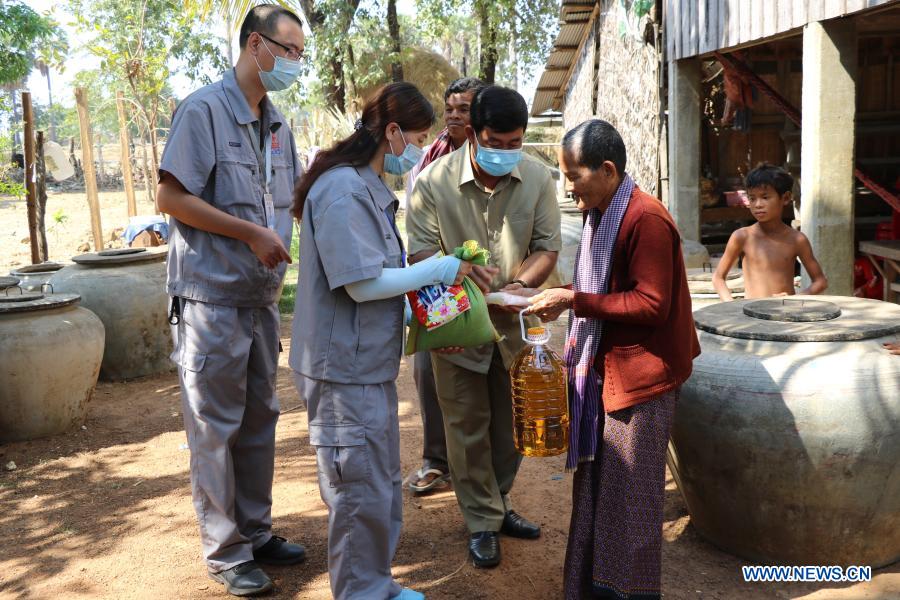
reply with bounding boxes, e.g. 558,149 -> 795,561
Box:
527,288 -> 575,322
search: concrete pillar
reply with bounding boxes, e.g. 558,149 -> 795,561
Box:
800,20 -> 857,296
668,57 -> 701,243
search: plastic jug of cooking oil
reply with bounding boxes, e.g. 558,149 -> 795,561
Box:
510,309 -> 569,457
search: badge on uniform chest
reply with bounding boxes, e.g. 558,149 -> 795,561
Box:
270,132 -> 283,156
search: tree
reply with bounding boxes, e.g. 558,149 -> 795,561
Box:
475,0 -> 498,84
300,0 -> 364,112
191,0 -> 302,66
0,2 -> 66,88
0,1 -> 67,157
415,0 -> 557,87
386,0 -> 403,82
33,39 -> 70,143
70,0 -> 228,198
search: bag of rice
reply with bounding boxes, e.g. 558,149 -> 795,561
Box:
406,241 -> 501,354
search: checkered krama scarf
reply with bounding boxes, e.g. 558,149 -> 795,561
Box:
564,174 -> 634,471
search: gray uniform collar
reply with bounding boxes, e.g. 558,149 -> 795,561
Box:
222,68 -> 283,133
355,164 -> 398,211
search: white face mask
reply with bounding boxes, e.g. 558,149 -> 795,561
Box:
384,127 -> 424,175
254,38 -> 302,92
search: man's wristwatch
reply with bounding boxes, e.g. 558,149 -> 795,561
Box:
511,278 -> 529,288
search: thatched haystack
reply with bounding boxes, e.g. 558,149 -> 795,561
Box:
354,47 -> 461,130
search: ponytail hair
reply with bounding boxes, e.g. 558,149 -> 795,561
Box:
293,82 -> 435,219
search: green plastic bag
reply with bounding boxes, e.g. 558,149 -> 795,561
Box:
405,241 -> 501,354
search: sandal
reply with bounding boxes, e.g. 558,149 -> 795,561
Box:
408,466 -> 450,493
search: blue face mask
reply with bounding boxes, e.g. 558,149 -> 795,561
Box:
384,127 -> 424,176
256,39 -> 302,92
474,141 -> 523,176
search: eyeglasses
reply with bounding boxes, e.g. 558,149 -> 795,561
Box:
257,32 -> 304,61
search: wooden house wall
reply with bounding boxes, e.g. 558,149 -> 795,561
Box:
667,0 -> 895,60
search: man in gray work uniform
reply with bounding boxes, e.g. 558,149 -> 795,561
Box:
156,5 -> 306,597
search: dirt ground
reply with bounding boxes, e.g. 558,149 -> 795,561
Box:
1,189 -> 159,275
2,191 -> 900,599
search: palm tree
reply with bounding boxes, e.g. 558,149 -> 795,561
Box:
180,0 -> 302,65
34,60 -> 55,142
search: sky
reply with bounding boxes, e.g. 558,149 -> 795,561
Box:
23,0 -> 542,110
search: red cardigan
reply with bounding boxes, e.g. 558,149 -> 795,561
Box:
570,187 -> 700,412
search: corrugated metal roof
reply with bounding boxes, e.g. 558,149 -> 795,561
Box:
666,0 -> 896,60
547,48 -> 577,68
556,21 -> 588,47
531,2 -> 597,116
561,0 -> 595,19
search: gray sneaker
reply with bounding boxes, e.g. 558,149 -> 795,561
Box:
208,561 -> 274,597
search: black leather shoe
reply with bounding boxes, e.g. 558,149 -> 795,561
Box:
469,531 -> 501,568
208,561 -> 273,597
500,510 -> 541,539
253,535 -> 306,566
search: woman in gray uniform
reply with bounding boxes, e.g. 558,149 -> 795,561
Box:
290,83 -> 470,600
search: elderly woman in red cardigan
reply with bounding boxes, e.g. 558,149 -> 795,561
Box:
525,119 -> 699,599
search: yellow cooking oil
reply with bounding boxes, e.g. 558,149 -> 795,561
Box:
510,325 -> 569,457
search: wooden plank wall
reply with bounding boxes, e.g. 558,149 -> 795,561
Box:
856,33 -> 900,220
703,35 -> 900,224
668,0 -> 894,59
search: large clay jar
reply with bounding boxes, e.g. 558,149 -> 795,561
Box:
0,292 -> 104,442
49,247 -> 172,381
687,267 -> 744,311
669,296 -> 900,567
9,262 -> 64,291
682,239 -> 710,269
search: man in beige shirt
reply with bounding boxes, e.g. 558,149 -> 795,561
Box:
406,85 -> 561,569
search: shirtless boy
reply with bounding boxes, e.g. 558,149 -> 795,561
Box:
713,163 -> 828,301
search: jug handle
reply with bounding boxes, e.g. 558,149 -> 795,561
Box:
519,307 -> 530,342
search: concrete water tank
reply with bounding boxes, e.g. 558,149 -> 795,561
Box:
669,296 -> 900,567
49,247 -> 172,381
687,267 -> 745,311
543,214 -> 583,288
0,292 -> 104,442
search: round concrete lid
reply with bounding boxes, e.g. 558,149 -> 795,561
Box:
71,246 -> 167,266
0,276 -> 19,290
687,267 -> 741,282
0,292 -> 81,315
743,298 -> 842,322
9,262 -> 64,276
694,295 -> 900,342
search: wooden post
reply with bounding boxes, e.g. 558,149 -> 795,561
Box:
68,136 -> 80,179
35,131 -> 49,261
116,91 -> 137,218
75,87 -> 103,251
95,133 -> 104,179
22,91 -> 40,264
139,138 -> 154,206
148,128 -> 160,214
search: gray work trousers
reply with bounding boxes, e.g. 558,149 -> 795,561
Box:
172,298 -> 281,573
413,351 -> 448,471
295,374 -> 403,600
